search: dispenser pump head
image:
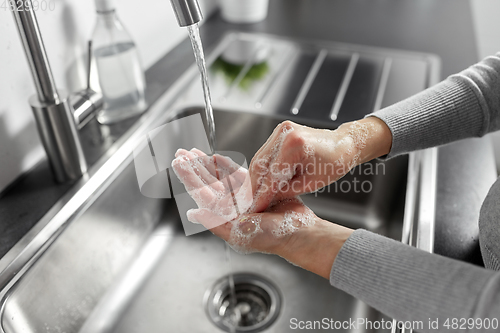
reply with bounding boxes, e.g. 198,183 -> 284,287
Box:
170,0 -> 203,27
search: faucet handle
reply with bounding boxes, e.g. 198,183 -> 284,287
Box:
72,40 -> 103,129
86,40 -> 93,91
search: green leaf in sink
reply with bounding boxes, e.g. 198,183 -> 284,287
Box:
212,57 -> 270,91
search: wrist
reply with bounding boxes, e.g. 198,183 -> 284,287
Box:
357,117 -> 393,163
336,117 -> 392,166
277,218 -> 353,279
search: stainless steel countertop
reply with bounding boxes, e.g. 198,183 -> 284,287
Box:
0,0 -> 495,264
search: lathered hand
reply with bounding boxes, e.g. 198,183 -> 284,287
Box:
172,148 -> 353,279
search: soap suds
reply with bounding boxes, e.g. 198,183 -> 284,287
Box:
268,198 -> 316,239
248,123 -> 298,213
303,143 -> 315,159
228,216 -> 263,254
227,197 -> 316,253
331,121 -> 369,171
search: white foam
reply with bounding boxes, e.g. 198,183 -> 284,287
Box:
325,121 -> 370,173
265,198 -> 316,238
271,210 -> 300,237
251,124 -> 299,206
228,216 -> 263,254
303,143 -> 315,158
269,163 -> 294,183
234,178 -> 254,214
282,123 -> 294,134
271,209 -> 316,238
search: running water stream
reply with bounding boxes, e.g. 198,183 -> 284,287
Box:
187,23 -> 239,331
187,23 -> 217,154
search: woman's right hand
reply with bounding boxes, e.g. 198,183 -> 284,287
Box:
248,117 -> 392,213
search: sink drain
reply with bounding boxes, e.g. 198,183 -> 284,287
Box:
205,273 -> 281,333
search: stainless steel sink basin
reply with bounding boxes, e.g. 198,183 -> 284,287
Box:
0,32 -> 440,333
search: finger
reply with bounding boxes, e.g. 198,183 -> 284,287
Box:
226,172 -> 249,195
172,156 -> 206,191
214,190 -> 240,219
172,157 -> 218,208
215,163 -> 253,215
187,208 -> 232,239
215,155 -> 248,185
249,154 -> 280,213
252,121 -> 291,162
233,176 -> 254,214
186,150 -> 225,192
191,148 -> 208,157
191,148 -> 221,179
248,125 -> 291,208
174,152 -> 251,212
190,150 -> 225,189
247,156 -> 273,213
214,154 -> 240,173
175,148 -> 190,158
189,151 -> 249,187
248,157 -> 297,213
173,153 -> 223,192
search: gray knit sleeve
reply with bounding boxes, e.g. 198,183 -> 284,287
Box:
330,229 -> 500,333
368,53 -> 500,158
330,54 -> 500,331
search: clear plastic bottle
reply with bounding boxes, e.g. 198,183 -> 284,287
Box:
92,0 -> 147,124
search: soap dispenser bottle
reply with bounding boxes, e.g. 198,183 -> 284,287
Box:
91,0 -> 147,124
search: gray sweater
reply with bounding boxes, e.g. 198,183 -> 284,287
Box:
330,52 -> 500,332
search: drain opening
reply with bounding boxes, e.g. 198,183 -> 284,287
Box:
206,273 -> 281,333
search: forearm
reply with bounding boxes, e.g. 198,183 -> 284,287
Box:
331,230 -> 500,332
277,218 -> 353,279
280,222 -> 500,332
368,53 -> 500,158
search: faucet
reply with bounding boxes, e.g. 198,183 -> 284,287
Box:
170,0 -> 203,27
10,1 -> 103,183
10,0 -> 202,183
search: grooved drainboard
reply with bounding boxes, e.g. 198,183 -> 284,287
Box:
184,32 -> 439,127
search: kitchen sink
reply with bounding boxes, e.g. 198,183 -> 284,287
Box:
1,107 -> 405,333
0,32 -> 439,332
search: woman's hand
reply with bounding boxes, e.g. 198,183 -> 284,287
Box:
172,148 -> 353,278
190,197 -> 353,279
172,148 -> 314,255
172,148 -> 254,225
248,117 -> 392,212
